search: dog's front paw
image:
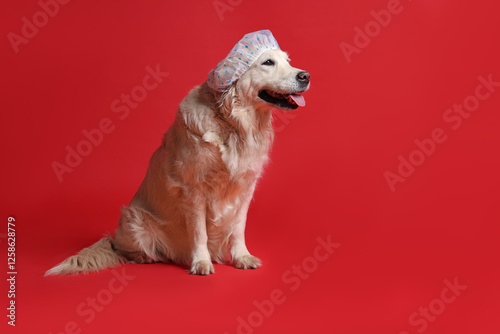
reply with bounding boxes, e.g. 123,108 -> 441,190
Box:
190,260 -> 215,275
234,255 -> 262,270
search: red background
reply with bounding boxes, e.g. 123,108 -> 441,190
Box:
1,0 -> 499,333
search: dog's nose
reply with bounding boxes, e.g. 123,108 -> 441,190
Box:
296,71 -> 310,84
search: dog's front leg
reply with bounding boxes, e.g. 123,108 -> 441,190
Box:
187,198 -> 215,275
231,183 -> 262,270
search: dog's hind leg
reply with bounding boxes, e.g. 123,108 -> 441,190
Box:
112,206 -> 168,264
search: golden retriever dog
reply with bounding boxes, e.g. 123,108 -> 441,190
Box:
46,31 -> 310,276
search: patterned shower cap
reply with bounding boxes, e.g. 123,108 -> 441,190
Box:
206,29 -> 280,92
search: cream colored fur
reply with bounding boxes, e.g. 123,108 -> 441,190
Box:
46,49 -> 309,276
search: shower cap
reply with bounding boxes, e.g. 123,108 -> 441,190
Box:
206,29 -> 280,91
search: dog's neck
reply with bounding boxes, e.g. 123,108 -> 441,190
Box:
215,85 -> 275,145
229,105 -> 273,135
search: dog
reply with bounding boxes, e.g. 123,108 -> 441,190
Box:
46,31 -> 310,276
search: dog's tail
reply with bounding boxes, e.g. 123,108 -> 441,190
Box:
44,236 -> 127,276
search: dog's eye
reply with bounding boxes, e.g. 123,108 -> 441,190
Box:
262,59 -> 275,66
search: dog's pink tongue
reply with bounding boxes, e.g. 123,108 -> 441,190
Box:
291,94 -> 306,107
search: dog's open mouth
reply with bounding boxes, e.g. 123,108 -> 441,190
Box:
258,90 -> 306,110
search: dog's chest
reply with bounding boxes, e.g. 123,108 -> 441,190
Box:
202,130 -> 270,179
201,131 -> 269,224
202,162 -> 253,226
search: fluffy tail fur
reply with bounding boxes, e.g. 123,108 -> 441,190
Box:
45,236 -> 126,276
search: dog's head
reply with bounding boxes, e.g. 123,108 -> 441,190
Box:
236,49 -> 310,110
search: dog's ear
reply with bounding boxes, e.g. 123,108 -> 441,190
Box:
219,84 -> 238,116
